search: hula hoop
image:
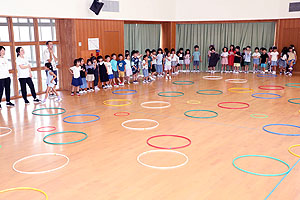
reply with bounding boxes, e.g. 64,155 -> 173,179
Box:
32,107 -> 66,116
184,109 -> 218,119
37,126 -> 56,133
122,119 -> 159,131
0,127 -> 12,137
147,134 -> 191,149
288,98 -> 300,105
257,74 -> 277,77
262,124 -> 300,136
232,155 -> 290,176
225,79 -> 248,84
218,102 -> 250,109
172,81 -> 194,85
285,83 -> 300,88
252,93 -> 282,99
250,114 -> 268,119
112,89 -> 137,95
187,100 -> 201,104
43,131 -> 88,144
228,88 -> 254,93
258,85 -> 285,90
202,75 -> 223,80
288,145 -> 300,158
158,91 -> 184,97
196,89 -> 223,95
141,101 -> 171,109
103,99 -> 133,107
114,112 -> 130,117
0,187 -> 48,199
63,114 -> 100,124
137,149 -> 189,169
13,153 -> 69,174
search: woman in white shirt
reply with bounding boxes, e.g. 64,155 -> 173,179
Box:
16,47 -> 40,104
0,46 -> 14,109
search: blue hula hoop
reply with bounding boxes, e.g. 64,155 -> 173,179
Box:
63,114 -> 100,124
184,110 -> 218,119
262,124 -> 300,136
252,93 -> 282,99
232,155 -> 290,176
288,98 -> 300,105
196,89 -> 223,95
256,74 -> 277,78
43,131 -> 88,145
112,89 -> 137,95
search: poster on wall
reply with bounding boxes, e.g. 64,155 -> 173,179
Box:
88,38 -> 100,50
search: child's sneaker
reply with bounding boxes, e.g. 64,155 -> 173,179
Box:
169,76 -> 172,80
56,97 -> 62,102
165,76 -> 168,80
41,99 -> 46,104
76,92 -> 80,96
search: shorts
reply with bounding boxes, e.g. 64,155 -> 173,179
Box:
151,64 -> 156,72
132,70 -> 138,75
179,60 -> 184,65
156,64 -> 163,73
288,59 -> 296,65
165,65 -> 171,71
171,61 -> 177,67
113,70 -> 119,78
72,77 -> 82,87
271,61 -> 277,66
244,61 -> 251,66
143,68 -> 149,77
193,61 -> 200,66
125,69 -> 132,76
261,63 -> 267,68
278,59 -> 287,68
253,59 -> 260,65
119,71 -> 125,78
86,74 -> 95,82
108,74 -> 114,79
234,63 -> 241,67
80,77 -> 87,89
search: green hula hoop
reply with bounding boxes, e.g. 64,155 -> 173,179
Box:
172,81 -> 194,85
43,131 -> 88,145
158,91 -> 184,97
184,109 -> 218,119
250,114 -> 268,119
196,89 -> 223,95
32,107 -> 66,116
288,98 -> 300,105
285,83 -> 300,88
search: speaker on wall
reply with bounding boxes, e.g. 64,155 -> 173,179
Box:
90,0 -> 104,15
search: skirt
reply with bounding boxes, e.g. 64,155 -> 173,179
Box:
221,58 -> 228,65
99,66 -> 109,82
184,59 -> 190,65
126,68 -> 133,76
72,77 -> 82,87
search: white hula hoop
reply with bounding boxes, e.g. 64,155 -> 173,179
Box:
13,153 -> 69,174
225,79 -> 248,84
202,76 -> 223,80
0,127 -> 12,137
122,119 -> 159,131
141,101 -> 171,109
137,149 -> 189,170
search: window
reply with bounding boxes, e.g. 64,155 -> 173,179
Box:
12,18 -> 35,42
3,46 -> 12,70
0,17 -> 9,42
38,19 -> 56,41
15,45 -> 37,67
40,45 -> 58,65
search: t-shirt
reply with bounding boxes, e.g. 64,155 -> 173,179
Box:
221,52 -> 228,58
0,57 -> 10,79
179,53 -> 184,60
110,59 -> 118,71
70,66 -> 81,78
152,55 -> 157,65
252,52 -> 261,59
260,53 -> 268,63
43,48 -> 57,70
131,57 -> 139,73
244,51 -> 251,62
288,52 -> 296,61
171,54 -> 178,62
193,51 -> 201,61
117,60 -> 126,71
234,52 -> 242,63
105,62 -> 113,75
16,56 -> 31,78
86,65 -> 94,74
147,56 -> 152,67
80,65 -> 86,78
142,60 -> 148,69
165,56 -> 171,66
156,54 -> 163,65
281,54 -> 287,61
125,59 -> 131,70
270,52 -> 279,61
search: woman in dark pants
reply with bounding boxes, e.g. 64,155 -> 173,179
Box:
0,46 -> 15,109
15,47 -> 40,104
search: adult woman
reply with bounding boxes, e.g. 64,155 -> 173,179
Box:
16,47 -> 40,104
0,46 -> 15,109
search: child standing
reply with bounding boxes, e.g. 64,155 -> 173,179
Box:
117,54 -> 126,86
234,46 -> 242,73
178,48 -> 184,72
111,53 -> 121,87
42,63 -> 61,103
192,45 -> 202,72
86,59 -> 95,92
98,56 -> 109,89
244,46 -> 251,73
208,48 -> 219,73
267,47 -> 273,73
270,46 -> 279,74
156,48 -> 164,77
131,50 -> 139,84
105,55 -> 113,88
287,46 -> 297,76
260,48 -> 268,74
184,49 -> 191,72
221,47 -> 228,73
252,47 -> 261,73
278,47 -> 288,75
79,58 -> 87,94
164,51 -> 172,80
170,49 -> 177,75
92,56 -> 100,91
69,59 -> 83,96
228,45 -> 235,73
124,54 -> 132,84
142,55 -> 150,83
241,48 -> 246,72
151,49 -> 157,78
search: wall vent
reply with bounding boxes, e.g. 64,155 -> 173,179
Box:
102,0 -> 120,12
289,2 -> 300,12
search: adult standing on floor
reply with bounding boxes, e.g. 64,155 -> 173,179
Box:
43,41 -> 58,95
0,46 -> 15,109
16,47 -> 40,104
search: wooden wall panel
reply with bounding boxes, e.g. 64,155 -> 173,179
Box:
161,22 -> 176,50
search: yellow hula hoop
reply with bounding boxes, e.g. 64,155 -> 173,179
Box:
288,144 -> 300,158
187,100 -> 201,104
228,87 -> 254,93
0,187 -> 48,199
103,99 -> 133,107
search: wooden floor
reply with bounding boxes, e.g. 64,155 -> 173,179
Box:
1,72 -> 300,200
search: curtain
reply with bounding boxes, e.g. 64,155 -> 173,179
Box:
124,24 -> 161,54
176,22 -> 276,71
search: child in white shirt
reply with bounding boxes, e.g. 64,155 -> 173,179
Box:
142,55 -> 150,83
270,46 -> 279,74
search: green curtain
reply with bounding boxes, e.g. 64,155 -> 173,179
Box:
124,24 -> 161,54
176,22 -> 276,71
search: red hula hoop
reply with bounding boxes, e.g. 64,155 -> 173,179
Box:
146,134 -> 192,149
114,112 -> 130,117
217,102 -> 250,109
37,126 -> 56,132
258,85 -> 285,90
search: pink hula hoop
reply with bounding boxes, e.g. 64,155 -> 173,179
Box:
146,134 -> 191,149
217,102 -> 250,109
258,85 -> 285,90
114,112 -> 130,117
37,126 -> 56,132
